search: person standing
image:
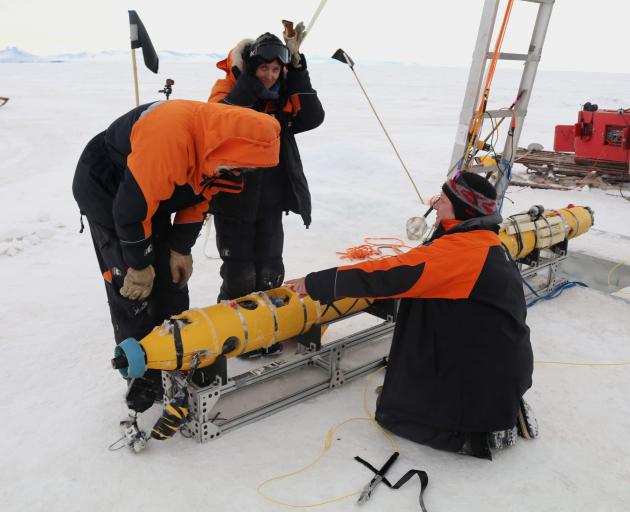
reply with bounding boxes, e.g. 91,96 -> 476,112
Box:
286,173 -> 534,459
208,25 -> 324,357
73,100 -> 280,404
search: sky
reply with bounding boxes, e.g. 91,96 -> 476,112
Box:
1,0 -> 629,73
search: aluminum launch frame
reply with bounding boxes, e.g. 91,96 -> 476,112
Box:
165,320 -> 395,443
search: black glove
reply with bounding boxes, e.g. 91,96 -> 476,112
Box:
224,65 -> 266,106
230,46 -> 259,79
242,46 -> 262,77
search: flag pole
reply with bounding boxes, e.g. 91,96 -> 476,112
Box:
131,48 -> 140,106
128,10 -> 159,107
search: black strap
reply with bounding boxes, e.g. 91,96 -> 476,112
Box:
321,301 -> 343,318
355,456 -> 381,477
170,319 -> 184,370
199,174 -> 217,192
390,470 -> 429,512
508,216 -> 523,257
344,298 -> 360,315
354,456 -> 429,512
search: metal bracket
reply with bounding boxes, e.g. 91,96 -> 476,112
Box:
365,299 -> 398,323
518,246 -> 567,301
295,324 -> 322,352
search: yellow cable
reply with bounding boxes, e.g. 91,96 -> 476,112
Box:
256,367 -> 396,509
535,359 -> 630,367
257,357 -> 630,508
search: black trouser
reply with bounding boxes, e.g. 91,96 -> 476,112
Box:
379,420 -> 491,459
87,214 -> 189,344
214,210 -> 285,300
376,395 -> 492,459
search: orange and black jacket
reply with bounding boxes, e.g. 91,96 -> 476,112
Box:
208,45 -> 324,226
73,100 -> 280,269
305,215 -> 533,434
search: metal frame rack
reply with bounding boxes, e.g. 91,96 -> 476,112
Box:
449,0 -> 555,198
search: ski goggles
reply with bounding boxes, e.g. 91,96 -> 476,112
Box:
249,43 -> 291,65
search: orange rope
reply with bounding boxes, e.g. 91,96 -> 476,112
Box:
336,245 -> 380,260
337,237 -> 413,261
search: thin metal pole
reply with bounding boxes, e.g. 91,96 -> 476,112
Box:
131,48 -> 140,107
349,67 -> 425,204
305,0 -> 328,36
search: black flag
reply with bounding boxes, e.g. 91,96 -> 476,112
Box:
128,10 -> 159,73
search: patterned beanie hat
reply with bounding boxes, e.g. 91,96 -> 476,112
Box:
442,172 -> 497,220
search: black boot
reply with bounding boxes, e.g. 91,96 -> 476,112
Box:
126,370 -> 164,413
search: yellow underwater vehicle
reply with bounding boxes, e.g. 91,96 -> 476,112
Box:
113,205 -> 593,379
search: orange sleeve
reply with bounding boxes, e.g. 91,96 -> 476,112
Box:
304,232 -> 501,304
337,234 -> 490,300
208,78 -> 234,103
127,115 -> 194,238
174,202 -> 209,225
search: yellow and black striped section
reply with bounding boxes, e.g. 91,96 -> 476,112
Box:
137,287 -> 371,372
151,401 -> 190,440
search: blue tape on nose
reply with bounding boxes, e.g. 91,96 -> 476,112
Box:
115,338 -> 146,378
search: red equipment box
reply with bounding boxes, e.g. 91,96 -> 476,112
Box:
554,125 -> 575,152
554,108 -> 630,168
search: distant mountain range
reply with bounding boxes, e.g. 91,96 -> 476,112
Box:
0,46 -> 227,63
0,46 -> 401,65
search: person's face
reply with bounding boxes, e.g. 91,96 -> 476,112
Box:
255,60 -> 282,89
431,192 -> 456,226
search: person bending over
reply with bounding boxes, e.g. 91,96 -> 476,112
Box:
73,100 -> 280,401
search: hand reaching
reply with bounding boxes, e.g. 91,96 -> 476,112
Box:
283,21 -> 307,68
284,277 -> 308,297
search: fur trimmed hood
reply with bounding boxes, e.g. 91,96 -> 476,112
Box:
215,39 -> 254,80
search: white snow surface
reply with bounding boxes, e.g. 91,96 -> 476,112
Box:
1,61 -> 629,512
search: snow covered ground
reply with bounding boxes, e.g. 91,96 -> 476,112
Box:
1,60 -> 629,511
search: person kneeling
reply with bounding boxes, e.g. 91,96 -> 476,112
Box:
286,173 -> 536,459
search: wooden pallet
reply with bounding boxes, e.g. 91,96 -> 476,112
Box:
512,148 -> 630,184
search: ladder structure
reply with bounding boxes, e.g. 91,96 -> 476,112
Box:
449,0 -> 555,203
